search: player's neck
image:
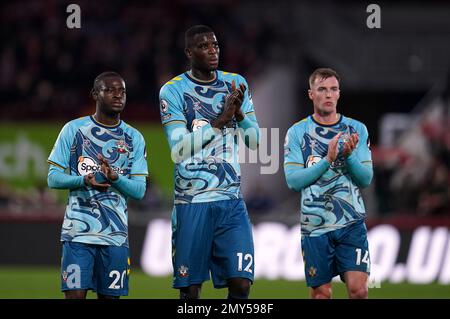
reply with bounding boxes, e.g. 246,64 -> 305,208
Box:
188,69 -> 216,82
93,112 -> 120,126
313,112 -> 340,125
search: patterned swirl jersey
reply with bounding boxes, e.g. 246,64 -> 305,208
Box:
284,115 -> 372,237
159,71 -> 258,204
48,116 -> 148,247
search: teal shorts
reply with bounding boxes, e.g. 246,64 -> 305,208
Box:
61,241 -> 130,296
172,199 -> 254,288
301,219 -> 370,287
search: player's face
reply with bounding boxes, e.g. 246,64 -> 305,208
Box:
96,77 -> 126,115
188,32 -> 220,71
308,76 -> 340,116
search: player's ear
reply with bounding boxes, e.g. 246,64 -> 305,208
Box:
91,88 -> 98,101
185,47 -> 192,59
308,89 -> 313,100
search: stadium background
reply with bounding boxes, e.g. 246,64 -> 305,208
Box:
0,0 -> 449,298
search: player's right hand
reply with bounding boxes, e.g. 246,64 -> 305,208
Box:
231,80 -> 246,121
84,173 -> 110,192
212,91 -> 237,128
223,92 -> 238,117
342,133 -> 359,157
98,154 -> 119,182
326,132 -> 342,163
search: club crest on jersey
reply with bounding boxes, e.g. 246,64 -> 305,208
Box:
178,265 -> 189,277
191,119 -> 209,132
306,155 -> 322,168
62,270 -> 68,282
116,139 -> 129,154
308,267 -> 317,277
160,99 -> 168,113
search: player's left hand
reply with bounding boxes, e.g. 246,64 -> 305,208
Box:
343,133 -> 359,157
231,80 -> 246,121
98,154 -> 119,181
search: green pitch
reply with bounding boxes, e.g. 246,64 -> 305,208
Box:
0,266 -> 449,299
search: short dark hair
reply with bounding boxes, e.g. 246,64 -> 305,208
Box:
309,68 -> 340,88
185,25 -> 214,49
92,71 -> 123,92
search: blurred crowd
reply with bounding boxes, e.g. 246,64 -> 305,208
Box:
0,0 -> 283,121
372,95 -> 450,217
0,177 -> 168,219
0,180 -> 60,218
0,1 -> 448,220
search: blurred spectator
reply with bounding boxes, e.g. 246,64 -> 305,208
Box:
0,180 -> 14,208
417,158 -> 450,216
372,147 -> 397,215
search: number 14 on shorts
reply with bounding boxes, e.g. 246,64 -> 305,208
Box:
355,248 -> 370,266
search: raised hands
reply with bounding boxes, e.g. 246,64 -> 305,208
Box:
326,132 -> 359,164
342,133 -> 359,158
82,154 -> 119,192
98,154 -> 119,181
231,80 -> 246,121
83,171 -> 110,192
326,132 -> 342,163
212,80 -> 246,128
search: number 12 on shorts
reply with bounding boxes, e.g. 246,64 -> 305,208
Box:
237,252 -> 253,273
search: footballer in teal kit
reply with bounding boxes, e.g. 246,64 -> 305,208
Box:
159,25 -> 260,299
284,68 -> 373,299
48,72 -> 148,298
